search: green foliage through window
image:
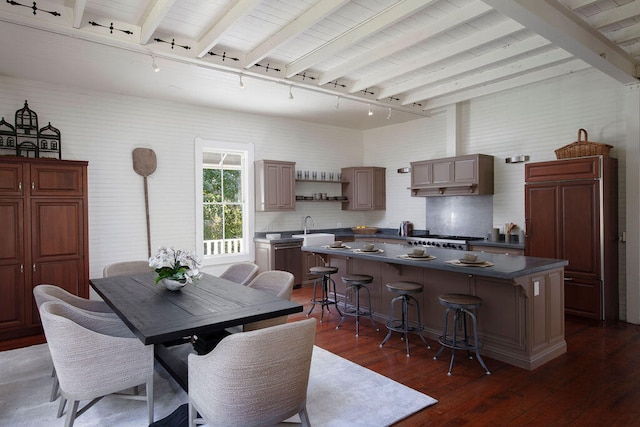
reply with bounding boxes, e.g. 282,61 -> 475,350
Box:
203,156 -> 243,246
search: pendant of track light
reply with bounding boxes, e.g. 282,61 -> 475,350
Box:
239,74 -> 245,89
336,95 -> 340,109
368,104 -> 373,116
151,55 -> 160,73
288,85 -> 294,100
387,107 -> 392,120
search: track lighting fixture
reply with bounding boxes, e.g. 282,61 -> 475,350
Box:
368,104 -> 373,116
336,96 -> 340,109
239,74 -> 245,89
387,107 -> 392,120
288,85 -> 294,100
151,55 -> 160,73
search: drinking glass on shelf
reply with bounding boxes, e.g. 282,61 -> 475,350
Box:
296,170 -> 302,179
304,171 -> 309,180
312,171 -> 317,180
329,172 -> 334,181
321,172 -> 326,180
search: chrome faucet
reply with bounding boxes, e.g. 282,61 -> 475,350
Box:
303,216 -> 314,234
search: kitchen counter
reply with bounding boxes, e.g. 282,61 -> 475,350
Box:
302,241 -> 567,370
304,241 -> 561,280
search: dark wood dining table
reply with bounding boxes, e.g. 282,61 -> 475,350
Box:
90,272 -> 303,390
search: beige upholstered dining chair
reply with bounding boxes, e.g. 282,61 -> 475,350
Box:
102,260 -> 150,277
33,284 -> 123,403
243,270 -> 295,331
188,318 -> 316,427
219,262 -> 260,285
39,300 -> 154,427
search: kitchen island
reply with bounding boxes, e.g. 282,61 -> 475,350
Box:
303,241 -> 568,370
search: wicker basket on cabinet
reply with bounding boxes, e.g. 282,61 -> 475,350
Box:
555,129 -> 612,159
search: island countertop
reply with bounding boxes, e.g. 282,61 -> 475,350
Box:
302,240 -> 567,280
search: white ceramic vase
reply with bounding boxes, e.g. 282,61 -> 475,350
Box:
161,278 -> 187,291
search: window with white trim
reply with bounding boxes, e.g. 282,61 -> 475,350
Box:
195,137 -> 254,265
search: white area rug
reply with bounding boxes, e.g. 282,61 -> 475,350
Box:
0,344 -> 437,426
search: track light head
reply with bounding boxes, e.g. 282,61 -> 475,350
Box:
239,74 -> 245,89
288,85 -> 294,100
368,104 -> 373,116
387,107 -> 392,120
151,56 -> 160,73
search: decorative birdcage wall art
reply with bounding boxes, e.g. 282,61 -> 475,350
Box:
0,100 -> 62,159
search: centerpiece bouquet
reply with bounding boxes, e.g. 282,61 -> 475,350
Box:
149,246 -> 202,286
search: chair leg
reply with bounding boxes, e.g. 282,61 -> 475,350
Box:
299,404 -> 311,427
64,400 -> 79,427
50,372 -> 59,402
188,400 -> 197,427
146,376 -> 154,425
57,396 -> 66,418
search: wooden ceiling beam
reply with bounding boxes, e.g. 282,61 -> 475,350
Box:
285,0 -> 432,78
72,0 -> 86,29
380,35 -> 552,99
484,0 -> 639,84
349,19 -> 523,94
404,48 -> 573,105
318,0 -> 493,86
140,0 -> 177,45
243,0 -> 349,69
195,0 -> 262,58
422,59 -> 591,111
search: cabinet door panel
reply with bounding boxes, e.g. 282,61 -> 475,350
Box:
30,164 -> 85,196
525,184 -> 560,259
454,158 -> 477,183
0,264 -> 25,331
0,163 -> 24,195
410,161 -> 432,187
432,161 -> 453,184
264,164 -> 281,210
32,200 -> 84,259
564,277 -> 601,319
560,182 -> 599,277
0,200 -> 26,331
354,169 -> 372,209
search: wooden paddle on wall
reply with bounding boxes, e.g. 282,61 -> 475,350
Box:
132,148 -> 157,258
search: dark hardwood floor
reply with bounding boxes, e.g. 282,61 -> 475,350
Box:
290,286 -> 640,426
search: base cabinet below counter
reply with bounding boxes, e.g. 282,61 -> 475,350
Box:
255,241 -> 303,286
317,248 -> 565,371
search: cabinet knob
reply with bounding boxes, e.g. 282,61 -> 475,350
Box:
20,264 -> 24,273
33,264 -> 36,272
31,182 -> 35,190
18,182 -> 22,191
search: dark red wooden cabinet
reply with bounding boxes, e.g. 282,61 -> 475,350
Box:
525,156 -> 617,320
0,157 -> 88,343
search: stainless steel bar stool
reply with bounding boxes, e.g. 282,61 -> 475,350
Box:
336,274 -> 379,336
433,293 -> 491,375
306,265 -> 343,323
379,281 -> 430,357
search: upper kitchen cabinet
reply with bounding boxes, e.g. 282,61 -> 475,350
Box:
341,167 -> 385,210
410,154 -> 494,196
255,160 -> 295,211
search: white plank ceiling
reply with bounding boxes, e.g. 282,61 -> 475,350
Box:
0,0 -> 638,129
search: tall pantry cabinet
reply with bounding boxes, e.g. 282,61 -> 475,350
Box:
524,156 -> 617,320
0,157 -> 89,344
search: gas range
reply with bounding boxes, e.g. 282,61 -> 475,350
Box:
405,234 -> 484,251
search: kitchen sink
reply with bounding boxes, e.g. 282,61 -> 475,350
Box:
292,233 -> 335,247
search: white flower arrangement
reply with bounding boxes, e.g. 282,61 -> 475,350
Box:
149,246 -> 202,284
